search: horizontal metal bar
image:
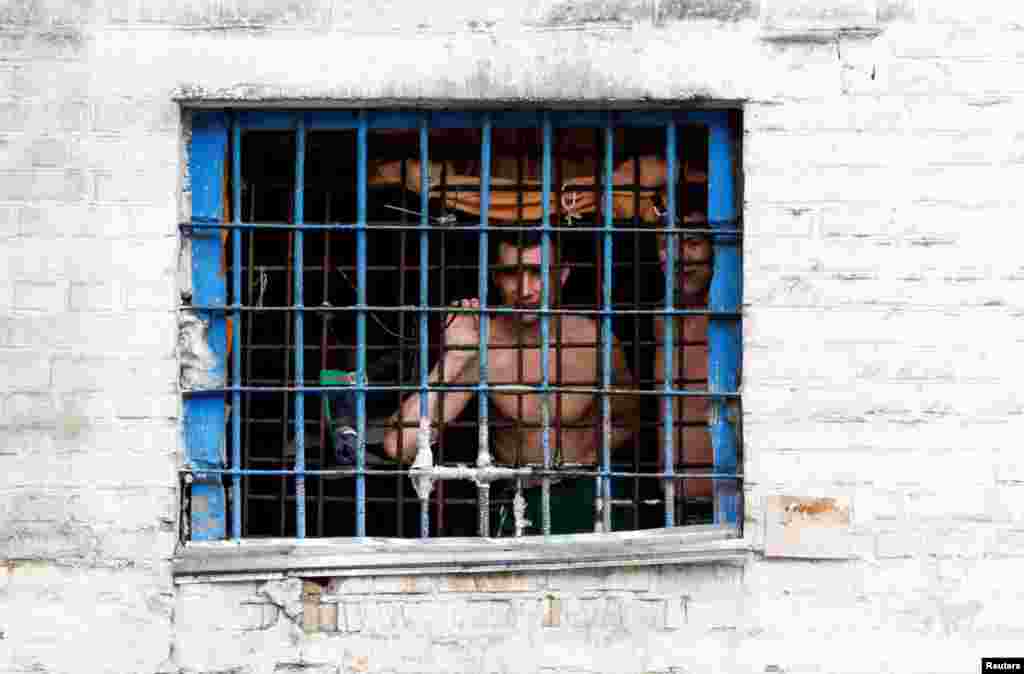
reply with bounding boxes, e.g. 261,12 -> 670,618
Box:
184,384 -> 739,396
225,109 -> 733,131
182,467 -> 743,480
182,304 -> 742,318
180,222 -> 741,235
218,261 -> 688,273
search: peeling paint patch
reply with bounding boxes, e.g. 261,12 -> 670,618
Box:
540,0 -> 650,25
178,310 -> 223,390
37,26 -> 86,52
258,578 -> 304,625
761,25 -> 880,46
540,0 -> 755,26
143,0 -> 338,30
658,0 -> 757,22
764,495 -> 855,559
274,663 -> 339,673
876,0 -> 915,22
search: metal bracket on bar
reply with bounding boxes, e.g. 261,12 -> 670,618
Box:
178,218 -> 221,238
512,481 -> 530,537
476,423 -> 492,470
410,417 -> 436,500
409,462 -> 536,485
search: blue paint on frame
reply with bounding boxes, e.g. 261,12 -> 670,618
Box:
707,114 -> 741,527
185,110 -> 228,541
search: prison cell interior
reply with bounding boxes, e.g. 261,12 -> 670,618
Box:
182,110 -> 741,541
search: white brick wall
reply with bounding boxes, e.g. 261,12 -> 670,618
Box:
2,0 -> 1023,672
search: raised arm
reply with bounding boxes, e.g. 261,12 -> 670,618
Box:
573,331 -> 640,465
608,334 -> 641,451
382,299 -> 481,464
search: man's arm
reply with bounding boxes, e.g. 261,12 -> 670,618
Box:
382,299 -> 481,464
608,335 -> 641,451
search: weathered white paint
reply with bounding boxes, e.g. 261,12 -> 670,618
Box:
2,0 -> 1024,671
177,310 -> 223,391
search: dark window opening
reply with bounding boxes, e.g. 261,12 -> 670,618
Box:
183,111 -> 742,542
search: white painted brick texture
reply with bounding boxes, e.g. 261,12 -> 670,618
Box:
2,0 -> 1024,672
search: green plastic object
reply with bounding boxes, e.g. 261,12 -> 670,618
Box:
320,369 -> 355,436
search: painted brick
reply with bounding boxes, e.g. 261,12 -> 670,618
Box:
0,351 -> 51,392
0,282 -> 12,312
6,312 -> 177,353
78,134 -> 179,171
13,280 -> 68,312
69,281 -> 123,311
59,390 -> 179,421
847,57 -> 1024,98
27,136 -> 74,168
18,204 -> 177,238
53,356 -> 177,393
0,170 -> 89,203
0,205 -> 18,236
3,392 -> 59,426
91,99 -> 180,134
443,573 -> 535,593
0,100 -> 90,133
94,167 -> 180,204
12,61 -> 95,101
0,442 -> 176,491
65,239 -> 177,283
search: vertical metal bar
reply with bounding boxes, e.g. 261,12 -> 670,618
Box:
477,114 -> 492,537
515,145 -> 525,474
540,114 -> 553,536
293,115 -> 307,539
707,116 -> 740,526
356,111 -> 369,538
396,162 -> 407,537
663,122 -> 678,528
631,132 -> 641,532
242,192 -> 256,536
600,117 -> 614,533
318,191 -> 331,537
281,229 -> 293,537
418,115 -> 431,539
554,133 -> 563,473
230,115 -> 243,540
437,162 -> 448,536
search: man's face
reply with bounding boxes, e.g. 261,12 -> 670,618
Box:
660,235 -> 713,299
492,242 -> 569,325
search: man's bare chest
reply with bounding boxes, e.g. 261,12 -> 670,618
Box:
487,344 -> 600,422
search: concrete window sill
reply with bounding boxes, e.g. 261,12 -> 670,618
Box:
172,524 -> 749,584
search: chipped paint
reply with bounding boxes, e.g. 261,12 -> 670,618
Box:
178,309 -> 224,390
764,495 -> 855,559
760,25 -> 881,46
258,578 -> 304,625
657,0 -> 757,22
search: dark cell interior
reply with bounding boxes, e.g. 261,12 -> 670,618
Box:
223,123 -> 714,538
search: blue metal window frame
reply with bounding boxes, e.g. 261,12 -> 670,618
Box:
183,109 -> 741,542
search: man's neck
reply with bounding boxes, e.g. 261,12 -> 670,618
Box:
495,313 -> 545,343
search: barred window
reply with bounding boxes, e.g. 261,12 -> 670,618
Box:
180,110 -> 741,544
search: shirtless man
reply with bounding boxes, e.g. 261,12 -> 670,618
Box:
654,213 -> 714,508
382,230 -> 638,533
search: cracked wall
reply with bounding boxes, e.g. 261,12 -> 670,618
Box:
3,0 -> 1024,672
